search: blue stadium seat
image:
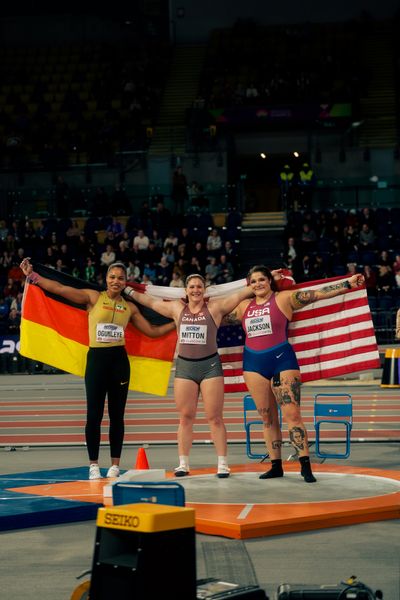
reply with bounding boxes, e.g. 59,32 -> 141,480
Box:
243,394 -> 282,459
112,480 -> 185,507
314,393 -> 352,459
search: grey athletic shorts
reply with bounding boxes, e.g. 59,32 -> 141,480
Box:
175,353 -> 223,384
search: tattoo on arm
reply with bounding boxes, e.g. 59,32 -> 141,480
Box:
320,281 -> 347,294
292,290 -> 317,307
222,310 -> 241,326
293,281 -> 349,308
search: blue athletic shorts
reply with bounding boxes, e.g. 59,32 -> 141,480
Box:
243,341 -> 299,381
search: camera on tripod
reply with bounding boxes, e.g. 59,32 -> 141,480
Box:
277,577 -> 383,599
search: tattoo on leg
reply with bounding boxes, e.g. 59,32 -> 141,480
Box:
289,426 -> 305,451
290,378 -> 301,405
275,377 -> 301,406
272,440 -> 282,450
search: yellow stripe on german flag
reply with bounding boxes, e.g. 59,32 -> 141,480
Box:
21,282 -> 177,396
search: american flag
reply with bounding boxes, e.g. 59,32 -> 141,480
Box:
130,275 -> 380,392
217,276 -> 380,392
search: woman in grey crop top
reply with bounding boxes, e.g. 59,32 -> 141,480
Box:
124,273 -> 254,478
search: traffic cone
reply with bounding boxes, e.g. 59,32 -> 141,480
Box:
135,447 -> 150,469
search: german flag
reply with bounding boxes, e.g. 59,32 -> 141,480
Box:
20,266 -> 177,395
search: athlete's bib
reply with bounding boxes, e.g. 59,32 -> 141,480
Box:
245,315 -> 272,338
96,323 -> 124,343
179,324 -> 207,345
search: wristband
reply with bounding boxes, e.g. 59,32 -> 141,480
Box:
343,280 -> 351,289
28,271 -> 41,285
124,286 -> 134,298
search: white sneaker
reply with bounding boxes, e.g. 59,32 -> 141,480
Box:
216,464 -> 230,479
106,465 -> 120,478
89,463 -> 101,480
174,465 -> 189,477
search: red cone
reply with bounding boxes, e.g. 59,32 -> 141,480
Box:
135,447 -> 149,469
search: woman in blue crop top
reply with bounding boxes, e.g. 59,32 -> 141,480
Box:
231,265 -> 365,483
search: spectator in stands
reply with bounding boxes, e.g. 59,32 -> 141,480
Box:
359,207 -> 375,229
164,231 -> 179,249
106,217 -> 124,239
0,220 -> 9,241
245,82 -> 259,100
53,257 -> 67,274
143,262 -> 157,283
178,227 -> 192,250
188,181 -> 202,208
84,258 -> 97,283
343,224 -> 359,253
3,277 -> 20,301
133,229 -> 150,252
216,254 -> 234,284
347,263 -> 358,277
345,209 -> 359,229
283,236 -> 298,264
298,162 -> 315,210
169,270 -> 185,288
294,254 -> 312,282
150,229 -> 164,250
377,250 -> 391,268
126,260 -> 141,283
138,201 -> 153,231
175,243 -> 189,264
206,228 -> 222,258
186,256 -> 202,277
205,256 -> 219,283
376,265 -> 395,295
359,223 -> 375,249
363,265 -> 377,295
300,223 -> 317,253
162,244 -> 176,266
311,253 -> 330,279
115,239 -> 131,265
176,257 -> 190,279
223,240 -> 238,269
0,251 -> 13,277
393,253 -> 400,288
6,307 -> 20,334
71,266 -> 81,279
143,240 -> 162,266
156,256 -> 172,286
192,241 -> 207,269
100,244 -> 117,273
396,308 -> 400,340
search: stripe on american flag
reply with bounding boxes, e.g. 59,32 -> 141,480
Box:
217,276 -> 380,391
